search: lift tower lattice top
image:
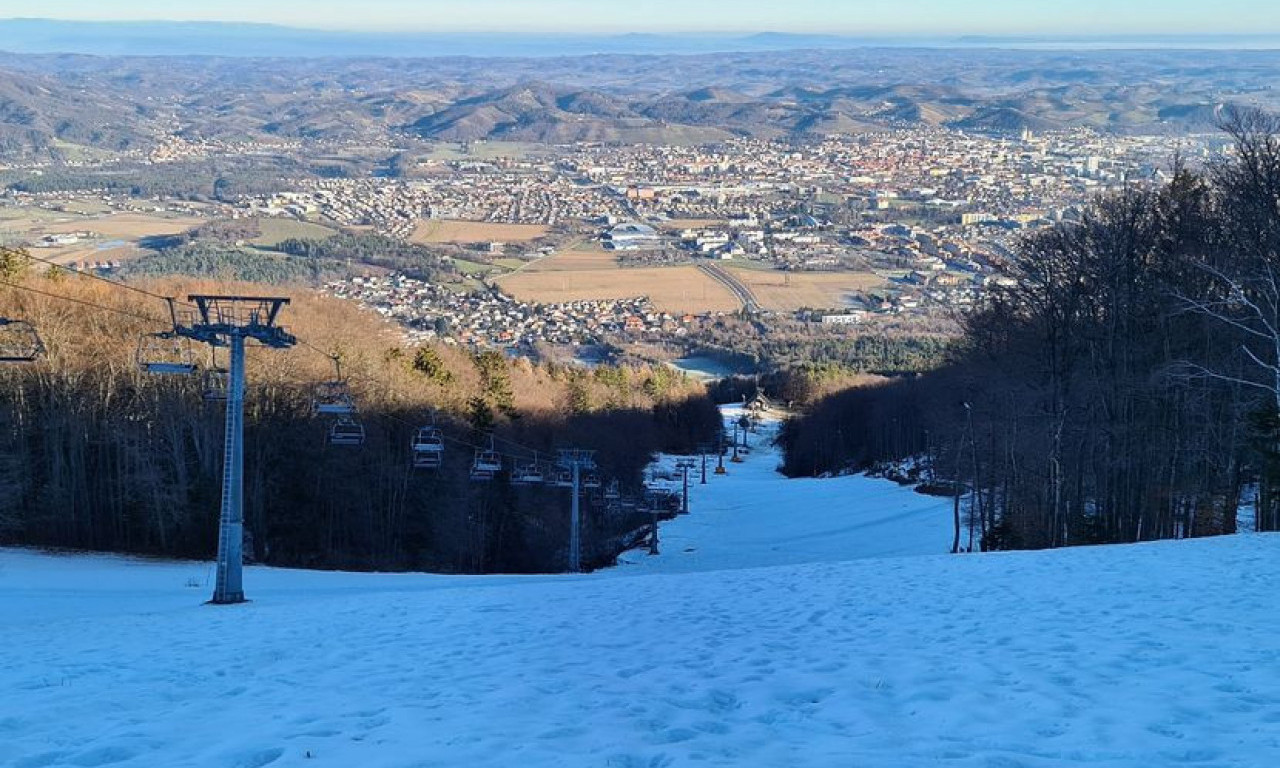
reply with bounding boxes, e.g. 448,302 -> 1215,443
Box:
176,295 -> 296,349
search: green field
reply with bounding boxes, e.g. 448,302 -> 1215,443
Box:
451,258 -> 509,277
48,139 -> 120,164
251,218 -> 338,247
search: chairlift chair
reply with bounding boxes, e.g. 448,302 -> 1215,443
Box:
551,467 -> 574,488
473,437 -> 502,474
199,347 -> 228,402
512,461 -> 545,485
202,367 -> 229,402
604,480 -> 621,501
314,355 -> 357,415
411,426 -> 445,469
313,380 -> 357,416
328,416 -> 366,447
642,490 -> 663,514
412,449 -> 443,470
0,318 -> 45,363
137,331 -> 197,375
582,471 -> 602,490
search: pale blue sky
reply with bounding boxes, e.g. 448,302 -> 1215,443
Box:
5,0 -> 1277,36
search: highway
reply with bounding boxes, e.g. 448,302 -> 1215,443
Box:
698,262 -> 759,313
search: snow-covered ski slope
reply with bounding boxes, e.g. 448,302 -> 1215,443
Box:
3,408 -> 1279,767
619,406 -> 954,572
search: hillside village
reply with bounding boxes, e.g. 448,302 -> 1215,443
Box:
326,274 -> 681,348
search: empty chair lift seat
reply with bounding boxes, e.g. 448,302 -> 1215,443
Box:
329,417 -> 366,447
137,332 -> 197,375
412,427 -> 445,469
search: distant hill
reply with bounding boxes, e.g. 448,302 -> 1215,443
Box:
0,68 -> 154,157
949,106 -> 1061,135
0,45 -> 1277,156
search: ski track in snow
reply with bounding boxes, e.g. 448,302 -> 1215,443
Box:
2,408 -> 1279,767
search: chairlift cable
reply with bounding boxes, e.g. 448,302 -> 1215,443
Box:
0,278 -> 165,324
18,251 -> 198,309
293,333 -> 612,474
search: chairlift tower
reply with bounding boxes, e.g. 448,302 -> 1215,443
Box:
676,458 -> 697,515
557,448 -> 597,573
645,491 -> 662,556
697,443 -> 712,485
174,296 -> 296,605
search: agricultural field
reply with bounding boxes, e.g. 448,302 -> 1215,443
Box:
727,267 -> 887,311
496,265 -> 740,313
451,258 -> 506,277
44,200 -> 115,216
410,219 -> 548,244
1,210 -> 206,265
521,249 -> 619,273
657,218 -> 730,231
250,217 -> 338,247
0,207 -> 69,233
498,248 -> 886,313
43,242 -> 149,268
40,213 -> 204,240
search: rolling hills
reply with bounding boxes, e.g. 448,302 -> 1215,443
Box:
0,47 -> 1278,157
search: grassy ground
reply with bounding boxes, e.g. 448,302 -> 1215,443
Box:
40,213 -> 203,239
657,218 -> 731,231
521,250 -> 620,273
726,267 -> 887,311
250,218 -> 338,247
496,265 -> 740,313
0,208 -> 204,264
411,220 -> 549,245
451,258 -> 508,277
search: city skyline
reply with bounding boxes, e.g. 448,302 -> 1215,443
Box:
3,0 -> 1278,36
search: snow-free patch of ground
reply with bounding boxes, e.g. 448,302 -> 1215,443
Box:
3,408 -> 1278,767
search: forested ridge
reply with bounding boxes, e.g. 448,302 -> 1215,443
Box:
118,230 -> 457,287
0,267 -> 721,573
781,109 -> 1280,551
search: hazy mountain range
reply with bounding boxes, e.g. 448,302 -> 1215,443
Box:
0,34 -> 1278,158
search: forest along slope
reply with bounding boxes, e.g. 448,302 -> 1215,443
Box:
619,406 -> 954,573
7,410 -> 1277,767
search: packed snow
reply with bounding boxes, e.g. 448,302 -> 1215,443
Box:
3,408 -> 1278,767
618,406 -> 955,572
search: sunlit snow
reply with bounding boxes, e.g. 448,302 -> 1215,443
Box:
2,408 -> 1277,767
